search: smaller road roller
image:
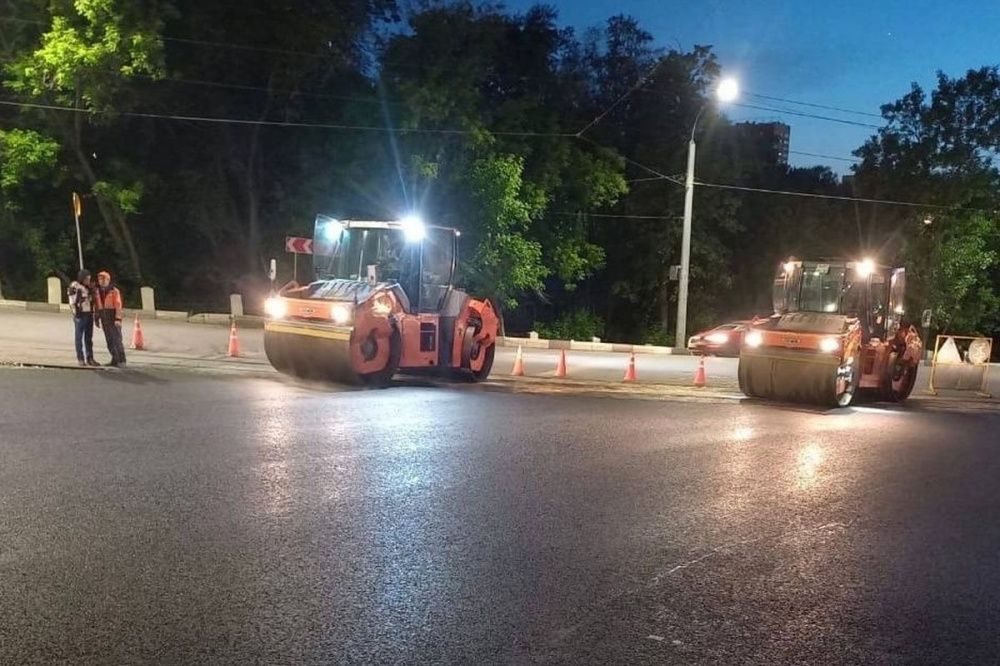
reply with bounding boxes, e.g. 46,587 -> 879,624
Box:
739,258 -> 924,407
263,215 -> 499,386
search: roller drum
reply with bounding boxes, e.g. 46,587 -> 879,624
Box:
264,325 -> 362,385
739,349 -> 857,407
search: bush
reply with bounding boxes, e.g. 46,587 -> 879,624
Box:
643,328 -> 672,347
533,309 -> 604,341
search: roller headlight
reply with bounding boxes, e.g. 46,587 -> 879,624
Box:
264,297 -> 287,319
744,331 -> 763,348
819,336 -> 841,353
330,303 -> 353,325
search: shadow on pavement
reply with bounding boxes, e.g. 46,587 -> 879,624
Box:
96,368 -> 169,385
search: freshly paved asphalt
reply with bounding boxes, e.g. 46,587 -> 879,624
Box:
2,367 -> 1000,664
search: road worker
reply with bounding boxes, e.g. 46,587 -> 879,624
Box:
94,270 -> 127,367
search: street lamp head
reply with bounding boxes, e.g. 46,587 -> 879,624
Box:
716,77 -> 739,103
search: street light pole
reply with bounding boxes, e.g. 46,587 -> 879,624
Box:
673,76 -> 739,350
675,134 -> 696,349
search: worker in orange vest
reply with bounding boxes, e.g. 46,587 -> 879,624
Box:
94,270 -> 127,367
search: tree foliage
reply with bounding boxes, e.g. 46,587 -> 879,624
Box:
855,66 -> 1000,336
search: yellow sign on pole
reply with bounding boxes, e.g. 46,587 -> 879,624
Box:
72,192 -> 84,270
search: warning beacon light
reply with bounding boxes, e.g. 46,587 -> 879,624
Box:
400,214 -> 426,242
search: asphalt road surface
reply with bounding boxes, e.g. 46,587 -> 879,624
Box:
2,367 -> 1000,664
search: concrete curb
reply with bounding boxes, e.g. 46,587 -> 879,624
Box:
499,335 -> 687,355
487,374 -> 742,400
1,298 -> 267,326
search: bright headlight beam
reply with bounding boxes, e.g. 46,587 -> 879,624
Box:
330,303 -> 352,324
745,331 -> 763,348
820,337 -> 840,353
706,332 -> 730,344
264,297 -> 286,319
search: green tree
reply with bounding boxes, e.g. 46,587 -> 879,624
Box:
854,66 -> 1000,336
4,0 -> 165,279
464,153 -> 548,308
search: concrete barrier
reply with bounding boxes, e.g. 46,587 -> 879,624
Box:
27,300 -> 60,313
569,339 -> 615,352
230,294 -> 244,317
155,310 -> 190,320
500,334 -> 678,355
234,315 -> 265,329
47,277 -> 61,305
187,313 -> 232,326
140,286 -> 156,312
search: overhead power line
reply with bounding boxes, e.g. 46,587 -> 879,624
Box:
576,58 -> 667,138
576,135 -> 684,185
733,102 -> 882,129
789,150 -> 861,163
693,180 -> 964,210
553,211 -> 682,220
0,16 -> 348,60
162,36 -> 334,60
0,98 -> 576,137
151,76 -> 390,105
746,92 -> 882,119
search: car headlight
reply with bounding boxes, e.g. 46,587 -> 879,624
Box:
706,332 -> 730,344
330,303 -> 353,325
744,331 -> 763,348
819,336 -> 841,353
264,297 -> 286,319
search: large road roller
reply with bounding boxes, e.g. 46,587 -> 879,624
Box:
263,215 -> 499,386
739,258 -> 924,407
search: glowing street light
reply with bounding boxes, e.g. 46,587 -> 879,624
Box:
716,77 -> 740,103
676,76 -> 740,350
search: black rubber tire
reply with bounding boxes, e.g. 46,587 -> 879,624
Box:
468,342 -> 495,382
359,329 -> 400,388
883,352 -> 917,402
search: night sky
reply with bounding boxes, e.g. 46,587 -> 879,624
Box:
503,0 -> 1000,173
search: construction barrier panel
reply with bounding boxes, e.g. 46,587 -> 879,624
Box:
927,335 -> 992,397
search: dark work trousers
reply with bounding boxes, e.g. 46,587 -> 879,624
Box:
73,313 -> 95,362
97,310 -> 127,365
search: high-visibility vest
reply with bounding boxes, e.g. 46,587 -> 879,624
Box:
95,287 -> 123,321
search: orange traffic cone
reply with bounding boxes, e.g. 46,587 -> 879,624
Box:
623,352 -> 637,382
555,349 -> 567,378
511,345 -> 525,376
130,315 -> 145,350
227,321 -> 240,358
693,357 -> 707,388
